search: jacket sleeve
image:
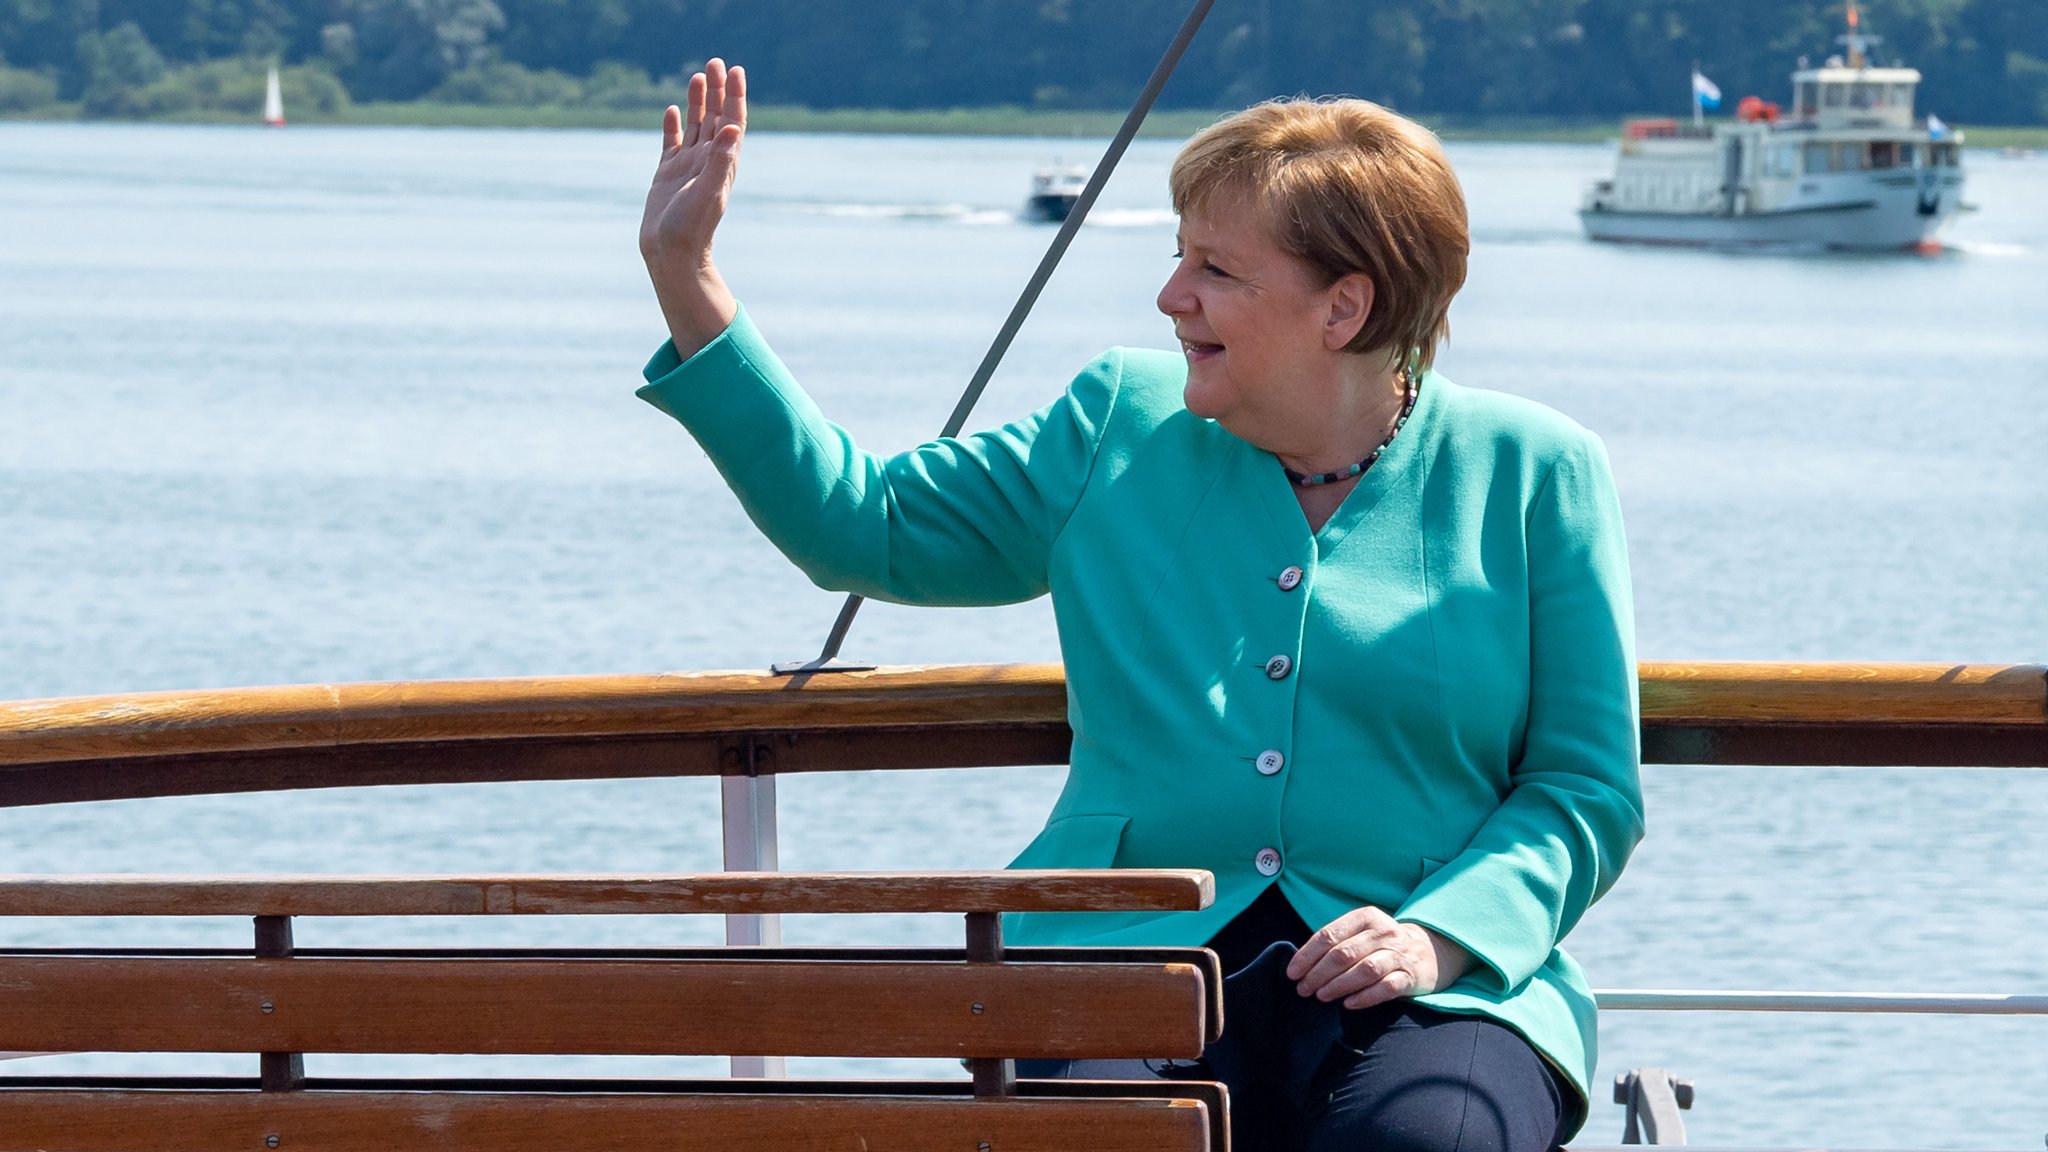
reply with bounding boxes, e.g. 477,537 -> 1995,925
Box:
1395,431 -> 1646,994
636,306 -> 1120,606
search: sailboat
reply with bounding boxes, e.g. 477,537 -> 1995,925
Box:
262,66 -> 286,127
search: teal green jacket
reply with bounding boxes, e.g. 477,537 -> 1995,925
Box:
640,307 -> 1643,1129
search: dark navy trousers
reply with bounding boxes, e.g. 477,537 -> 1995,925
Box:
1019,887 -> 1570,1152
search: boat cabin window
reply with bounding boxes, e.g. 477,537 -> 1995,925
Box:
1849,82 -> 1890,109
1869,140 -> 1897,168
1899,142 -> 1917,166
1800,142 -> 1867,173
1931,141 -> 1960,167
1823,83 -> 1845,108
1768,144 -> 1798,177
1798,81 -> 1818,116
1889,83 -> 1912,107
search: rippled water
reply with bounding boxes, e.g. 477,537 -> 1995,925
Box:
1,122 -> 2045,1146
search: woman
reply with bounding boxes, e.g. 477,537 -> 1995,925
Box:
638,60 -> 1643,1152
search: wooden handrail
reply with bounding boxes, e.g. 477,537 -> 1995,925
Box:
0,665 -> 1068,768
0,870 -> 1214,917
1635,661 -> 2047,724
0,662 -> 2040,807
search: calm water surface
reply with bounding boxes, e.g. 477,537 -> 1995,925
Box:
2,122 -> 2045,1145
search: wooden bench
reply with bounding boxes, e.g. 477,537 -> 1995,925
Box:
3,662 -> 2042,1149
0,870 -> 1228,1152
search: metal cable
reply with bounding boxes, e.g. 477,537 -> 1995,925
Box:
799,0 -> 1221,669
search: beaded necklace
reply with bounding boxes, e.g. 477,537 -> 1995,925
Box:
1280,368 -> 1419,487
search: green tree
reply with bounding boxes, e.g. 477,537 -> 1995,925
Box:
76,19 -> 164,114
346,0 -> 505,100
3,0 -> 100,97
430,57 -> 578,103
0,49 -> 61,111
1,0 -> 2042,125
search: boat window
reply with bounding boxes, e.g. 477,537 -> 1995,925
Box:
1804,142 -> 1833,173
1890,83 -> 1912,107
1932,142 -> 1959,167
1900,142 -> 1917,166
1798,82 -> 1818,116
1769,145 -> 1798,176
1831,142 -> 1864,170
1870,141 -> 1896,168
1850,83 -> 1876,108
1823,84 -> 1845,108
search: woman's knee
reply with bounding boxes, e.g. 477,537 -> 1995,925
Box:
1304,1012 -> 1563,1152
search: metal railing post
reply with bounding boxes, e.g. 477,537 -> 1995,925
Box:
720,743 -> 784,1079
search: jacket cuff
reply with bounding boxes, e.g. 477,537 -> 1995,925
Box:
635,305 -> 762,421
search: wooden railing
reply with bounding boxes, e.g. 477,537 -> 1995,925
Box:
2,661 -> 2043,1147
0,662 -> 2042,808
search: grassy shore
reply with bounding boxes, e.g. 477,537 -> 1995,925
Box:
9,100 -> 2048,147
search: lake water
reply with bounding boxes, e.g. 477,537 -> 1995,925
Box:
1,121 -> 2045,1147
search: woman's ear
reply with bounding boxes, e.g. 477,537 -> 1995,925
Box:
1324,273 -> 1375,350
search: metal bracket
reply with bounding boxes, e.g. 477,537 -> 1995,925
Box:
718,734 -> 778,778
253,915 -> 304,1092
1615,1067 -> 1694,1144
769,656 -> 878,676
964,912 -> 1016,1099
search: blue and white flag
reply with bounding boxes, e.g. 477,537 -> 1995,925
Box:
1926,112 -> 1950,139
1692,70 -> 1722,108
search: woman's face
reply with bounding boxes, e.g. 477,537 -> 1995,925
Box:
1157,202 -> 1364,439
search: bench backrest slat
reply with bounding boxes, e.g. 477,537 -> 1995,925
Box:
0,956 -> 1211,1060
0,871 -> 1213,916
0,1089 -> 1214,1152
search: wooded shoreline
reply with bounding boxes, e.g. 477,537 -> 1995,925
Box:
7,102 -> 2048,147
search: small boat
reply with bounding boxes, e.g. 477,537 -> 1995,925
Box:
1579,3 -> 1965,250
1023,165 -> 1087,222
262,66 -> 286,127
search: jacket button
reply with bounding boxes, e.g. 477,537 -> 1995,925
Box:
1264,654 -> 1292,680
1254,847 -> 1282,876
1277,565 -> 1303,592
1255,749 -> 1285,776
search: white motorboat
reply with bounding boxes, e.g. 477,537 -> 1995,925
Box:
1024,165 -> 1087,222
1580,4 -> 1964,251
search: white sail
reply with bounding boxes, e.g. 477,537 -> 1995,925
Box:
263,67 -> 285,127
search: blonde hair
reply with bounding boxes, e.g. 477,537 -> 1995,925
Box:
1169,98 -> 1469,370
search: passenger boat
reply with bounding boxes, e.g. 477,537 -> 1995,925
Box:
1579,4 -> 1965,250
1024,165 -> 1088,222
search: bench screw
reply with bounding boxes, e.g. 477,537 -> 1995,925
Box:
978,1143 -> 992,1152
970,1002 -> 985,1015
265,1136 -> 280,1148
259,1002 -> 274,1014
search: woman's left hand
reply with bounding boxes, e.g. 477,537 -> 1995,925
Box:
1285,907 -> 1476,1009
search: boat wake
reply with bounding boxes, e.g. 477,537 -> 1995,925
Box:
1471,227 -> 1586,247
790,201 -> 1017,225
1077,208 -> 1178,228
1943,238 -> 2027,257
775,201 -> 1176,228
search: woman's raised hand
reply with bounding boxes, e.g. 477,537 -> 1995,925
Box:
640,58 -> 747,358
